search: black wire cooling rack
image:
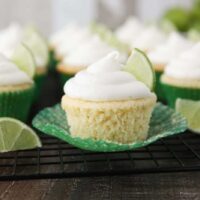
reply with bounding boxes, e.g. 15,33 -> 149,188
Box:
0,132 -> 200,181
0,73 -> 200,181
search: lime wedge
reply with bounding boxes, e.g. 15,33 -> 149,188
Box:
0,118 -> 41,153
124,48 -> 155,91
23,26 -> 49,67
90,22 -> 129,53
176,99 -> 200,133
11,43 -> 36,78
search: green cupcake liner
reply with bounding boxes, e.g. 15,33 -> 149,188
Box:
48,49 -> 59,72
155,71 -> 166,102
0,85 -> 35,121
32,103 -> 187,152
59,73 -> 74,86
33,73 -> 47,100
161,82 -> 200,108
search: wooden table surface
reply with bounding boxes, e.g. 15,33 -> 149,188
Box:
0,172 -> 200,200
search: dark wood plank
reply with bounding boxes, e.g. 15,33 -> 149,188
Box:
0,172 -> 200,200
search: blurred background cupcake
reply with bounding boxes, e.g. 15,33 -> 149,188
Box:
0,54 -> 34,121
148,32 -> 193,100
0,23 -> 49,100
161,42 -> 200,107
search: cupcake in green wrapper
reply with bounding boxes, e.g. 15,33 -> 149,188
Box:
57,35 -> 127,86
0,23 -> 49,100
161,42 -> 200,108
0,54 -> 34,121
148,32 -> 193,101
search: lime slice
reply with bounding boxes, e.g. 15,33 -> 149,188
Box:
0,118 -> 41,153
11,43 -> 36,78
23,26 -> 49,67
176,99 -> 200,133
90,22 -> 129,53
124,48 -> 155,91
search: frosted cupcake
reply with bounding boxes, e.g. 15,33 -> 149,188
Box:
0,54 -> 34,121
115,17 -> 144,45
161,42 -> 200,108
57,36 -> 127,85
148,32 -> 194,100
61,52 -> 156,144
131,26 -> 166,52
50,24 -> 93,61
0,23 -> 49,99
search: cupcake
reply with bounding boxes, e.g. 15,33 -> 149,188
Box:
0,54 -> 34,121
115,17 -> 144,45
131,26 -> 166,52
148,32 -> 193,100
0,23 -> 49,99
57,36 -> 127,85
50,24 -> 93,62
61,52 -> 156,144
161,42 -> 200,108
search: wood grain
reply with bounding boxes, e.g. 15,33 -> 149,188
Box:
0,172 -> 200,200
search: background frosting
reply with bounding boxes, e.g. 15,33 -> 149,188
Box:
165,42 -> 200,79
0,54 -> 33,86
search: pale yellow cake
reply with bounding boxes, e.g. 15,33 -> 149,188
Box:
62,95 -> 156,144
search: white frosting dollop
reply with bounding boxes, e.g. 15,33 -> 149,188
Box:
63,36 -> 127,67
64,52 -> 154,101
164,42 -> 200,79
131,26 -> 166,51
115,17 -> 144,44
0,54 -> 33,86
54,25 -> 94,57
148,32 -> 194,65
0,23 -> 23,58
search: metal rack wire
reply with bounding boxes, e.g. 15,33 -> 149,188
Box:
0,131 -> 200,181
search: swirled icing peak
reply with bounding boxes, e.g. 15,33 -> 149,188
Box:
64,52 -> 155,101
0,54 -> 33,86
165,42 -> 200,79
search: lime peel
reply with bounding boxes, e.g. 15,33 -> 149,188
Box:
124,48 -> 156,91
0,117 -> 41,153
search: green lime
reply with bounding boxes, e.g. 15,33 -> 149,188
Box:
23,26 -> 49,67
90,22 -> 129,53
176,99 -> 200,133
11,43 -> 36,78
0,118 -> 41,153
124,48 -> 155,91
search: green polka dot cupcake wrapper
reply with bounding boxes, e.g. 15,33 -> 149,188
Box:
161,82 -> 200,108
32,103 -> 187,152
155,71 -> 165,101
0,85 -> 35,121
34,73 -> 47,100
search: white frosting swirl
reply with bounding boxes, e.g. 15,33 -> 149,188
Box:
0,23 -> 23,58
115,17 -> 144,44
63,36 -> 127,67
0,54 -> 33,86
64,52 -> 154,101
131,26 -> 166,50
148,32 -> 194,65
165,42 -> 200,79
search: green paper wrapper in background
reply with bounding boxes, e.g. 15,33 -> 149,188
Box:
34,73 -> 47,100
48,49 -> 59,71
161,82 -> 200,108
32,103 -> 187,152
0,85 -> 35,121
155,71 -> 165,102
59,72 -> 74,86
